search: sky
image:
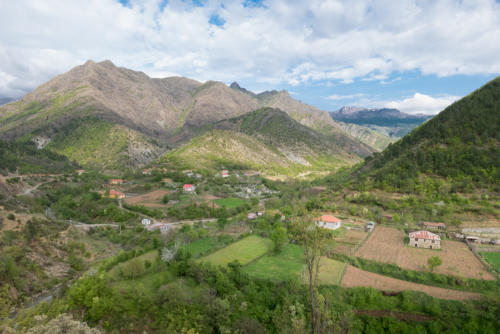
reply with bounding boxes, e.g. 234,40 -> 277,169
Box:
1,0 -> 500,114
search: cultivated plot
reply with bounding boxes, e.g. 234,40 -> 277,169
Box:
124,189 -> 170,207
355,226 -> 494,280
244,243 -> 305,281
341,265 -> 481,301
199,235 -> 271,266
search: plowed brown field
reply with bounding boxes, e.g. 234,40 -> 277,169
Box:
355,226 -> 494,280
341,266 -> 481,301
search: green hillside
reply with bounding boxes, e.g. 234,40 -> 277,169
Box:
46,118 -> 162,171
164,108 -> 360,176
350,77 -> 500,192
0,139 -> 76,174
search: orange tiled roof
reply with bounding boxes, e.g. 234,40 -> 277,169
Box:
318,215 -> 341,223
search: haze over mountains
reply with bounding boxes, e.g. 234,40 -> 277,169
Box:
0,60 -> 373,174
331,106 -> 432,139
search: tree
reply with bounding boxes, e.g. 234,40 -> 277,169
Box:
427,256 -> 442,272
122,258 -> 144,279
296,213 -> 330,334
271,223 -> 288,254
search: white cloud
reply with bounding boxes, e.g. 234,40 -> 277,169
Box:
0,0 -> 499,98
383,93 -> 460,115
327,93 -> 365,101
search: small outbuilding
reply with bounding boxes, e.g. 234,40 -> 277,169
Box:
422,222 -> 447,230
183,184 -> 196,193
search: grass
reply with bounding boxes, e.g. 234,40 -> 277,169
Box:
198,235 -> 271,266
244,243 -> 305,281
109,250 -> 158,276
316,258 -> 346,285
213,197 -> 247,209
481,252 -> 500,273
183,236 -> 235,257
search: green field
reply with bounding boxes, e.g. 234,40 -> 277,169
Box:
481,252 -> 500,273
316,258 -> 346,285
199,235 -> 271,266
244,243 -> 305,281
183,236 -> 235,257
213,197 -> 247,209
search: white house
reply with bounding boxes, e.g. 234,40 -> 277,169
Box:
316,215 -> 342,230
141,218 -> 151,226
146,223 -> 171,234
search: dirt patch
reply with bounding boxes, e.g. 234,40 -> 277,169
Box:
341,266 -> 481,301
355,226 -> 494,280
355,309 -> 434,322
0,208 -> 34,232
124,189 -> 170,205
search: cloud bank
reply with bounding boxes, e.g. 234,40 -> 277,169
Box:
0,0 -> 499,100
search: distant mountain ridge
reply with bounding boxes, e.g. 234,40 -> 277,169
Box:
349,76 -> 500,192
330,106 -> 432,138
0,60 -> 373,171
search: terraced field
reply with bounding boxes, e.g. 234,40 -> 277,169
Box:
356,226 -> 494,280
341,266 -> 481,301
198,235 -> 271,266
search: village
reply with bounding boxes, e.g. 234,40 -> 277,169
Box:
87,164 -> 500,296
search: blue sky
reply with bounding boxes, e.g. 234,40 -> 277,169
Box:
1,0 -> 500,114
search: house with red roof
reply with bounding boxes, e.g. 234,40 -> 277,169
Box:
108,189 -> 125,199
183,184 -> 196,193
109,179 -> 124,185
409,231 -> 441,249
316,215 -> 342,230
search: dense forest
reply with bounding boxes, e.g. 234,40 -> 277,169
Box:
349,77 -> 500,193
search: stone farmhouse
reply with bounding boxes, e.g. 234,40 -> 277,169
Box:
409,231 -> 441,249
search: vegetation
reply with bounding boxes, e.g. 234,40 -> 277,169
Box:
427,256 -> 443,272
345,77 -> 500,193
482,252 -> 500,273
199,235 -> 271,266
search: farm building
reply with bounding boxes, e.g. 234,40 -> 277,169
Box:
316,215 -> 342,230
183,184 -> 196,193
423,222 -> 446,230
141,218 -> 151,225
109,179 -> 124,185
108,190 -> 125,199
146,223 -> 170,233
409,231 -> 441,249
383,214 -> 394,221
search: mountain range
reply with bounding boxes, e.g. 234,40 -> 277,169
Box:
331,106 -> 432,138
0,60 -> 373,174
